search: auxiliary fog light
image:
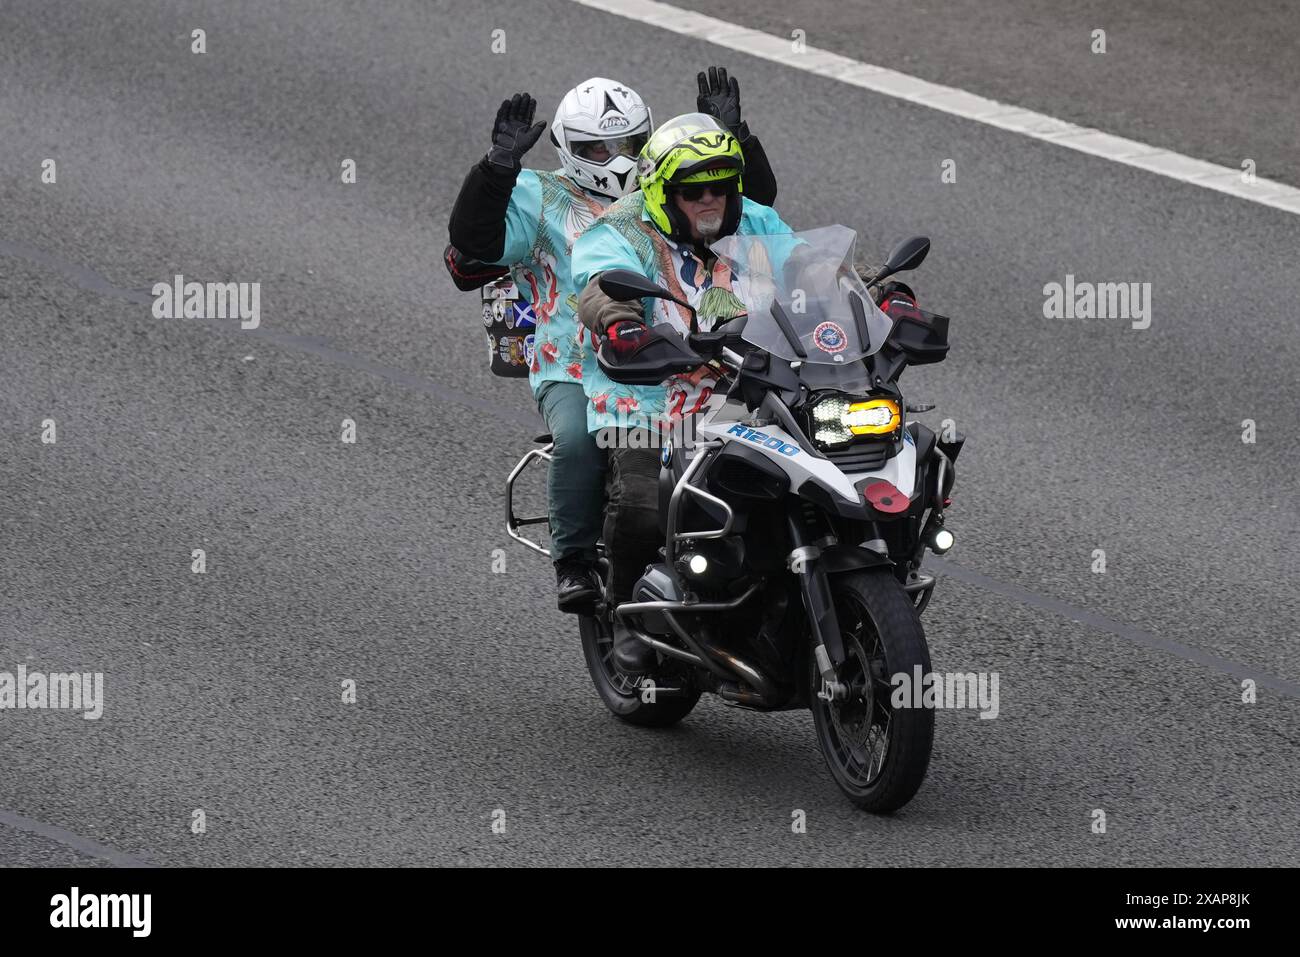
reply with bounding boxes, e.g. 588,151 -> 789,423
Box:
929,528 -> 955,554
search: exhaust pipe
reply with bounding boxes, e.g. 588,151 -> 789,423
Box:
717,682 -> 775,708
616,583 -> 786,707
671,619 -> 787,709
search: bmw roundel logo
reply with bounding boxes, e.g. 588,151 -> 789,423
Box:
661,438 -> 673,467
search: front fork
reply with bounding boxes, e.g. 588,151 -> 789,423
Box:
787,468 -> 944,703
785,510 -> 849,702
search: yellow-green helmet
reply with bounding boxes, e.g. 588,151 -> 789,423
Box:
636,113 -> 745,240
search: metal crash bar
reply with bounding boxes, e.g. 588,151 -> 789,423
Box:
664,441 -> 733,574
505,442 -> 554,557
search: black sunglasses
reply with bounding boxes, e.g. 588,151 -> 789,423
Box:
672,180 -> 737,202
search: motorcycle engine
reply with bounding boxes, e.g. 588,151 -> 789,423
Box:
631,564 -> 680,637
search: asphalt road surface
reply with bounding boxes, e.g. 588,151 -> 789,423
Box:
2,0 -> 1297,866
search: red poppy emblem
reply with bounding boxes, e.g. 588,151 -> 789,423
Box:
863,481 -> 909,514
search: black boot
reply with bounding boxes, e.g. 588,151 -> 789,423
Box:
554,557 -> 598,614
612,619 -> 657,675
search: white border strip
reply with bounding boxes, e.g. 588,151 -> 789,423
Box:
572,0 -> 1300,215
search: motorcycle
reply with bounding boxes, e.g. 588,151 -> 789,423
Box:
506,225 -> 962,812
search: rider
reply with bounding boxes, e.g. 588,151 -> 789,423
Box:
446,70 -> 778,613
571,113 -> 797,671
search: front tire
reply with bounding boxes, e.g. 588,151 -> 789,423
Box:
810,568 -> 934,812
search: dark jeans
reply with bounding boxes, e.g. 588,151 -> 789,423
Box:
535,381 -> 606,563
602,431 -> 662,605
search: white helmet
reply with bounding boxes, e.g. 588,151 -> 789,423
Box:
550,77 -> 652,200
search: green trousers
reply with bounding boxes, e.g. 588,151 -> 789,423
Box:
535,380 -> 607,563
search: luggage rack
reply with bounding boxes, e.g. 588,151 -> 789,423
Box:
505,434 -> 554,558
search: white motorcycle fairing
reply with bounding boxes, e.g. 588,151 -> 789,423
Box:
692,395 -> 917,507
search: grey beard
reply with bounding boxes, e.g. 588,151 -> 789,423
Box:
695,212 -> 725,238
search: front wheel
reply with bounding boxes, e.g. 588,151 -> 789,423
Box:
810,568 -> 934,812
579,602 -> 700,728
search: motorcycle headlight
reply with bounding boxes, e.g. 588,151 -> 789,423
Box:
809,395 -> 900,448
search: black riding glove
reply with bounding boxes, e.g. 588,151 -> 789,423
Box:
696,66 -> 750,142
486,92 -> 547,173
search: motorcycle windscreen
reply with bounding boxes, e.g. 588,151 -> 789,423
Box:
711,225 -> 894,366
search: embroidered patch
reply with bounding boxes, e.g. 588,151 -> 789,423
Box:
512,301 -> 536,329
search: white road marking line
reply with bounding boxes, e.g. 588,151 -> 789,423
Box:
572,0 -> 1300,216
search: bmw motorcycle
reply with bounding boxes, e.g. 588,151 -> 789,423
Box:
506,226 -> 962,812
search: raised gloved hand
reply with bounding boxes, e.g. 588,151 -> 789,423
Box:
696,66 -> 749,141
487,92 -> 547,172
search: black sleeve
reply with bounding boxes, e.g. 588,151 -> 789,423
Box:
443,244 -> 511,292
447,157 -> 519,263
739,133 -> 778,208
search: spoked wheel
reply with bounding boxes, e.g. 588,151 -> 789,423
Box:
578,560 -> 700,728
810,568 -> 934,812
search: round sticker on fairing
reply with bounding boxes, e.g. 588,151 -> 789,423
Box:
812,321 -> 848,354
